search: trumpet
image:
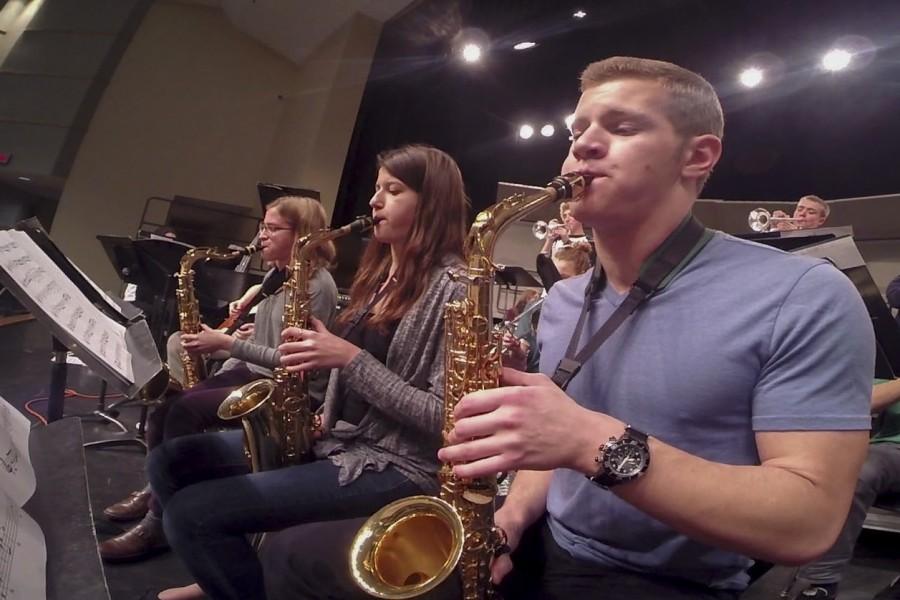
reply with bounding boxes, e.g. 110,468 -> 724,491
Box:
748,208 -> 804,232
532,219 -> 564,239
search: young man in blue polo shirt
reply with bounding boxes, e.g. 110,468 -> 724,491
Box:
441,56 -> 874,599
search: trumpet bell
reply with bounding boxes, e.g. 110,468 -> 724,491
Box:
748,208 -> 772,232
532,219 -> 562,240
349,495 -> 465,599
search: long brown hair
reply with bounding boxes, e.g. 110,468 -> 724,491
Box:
338,144 -> 469,328
267,195 -> 335,272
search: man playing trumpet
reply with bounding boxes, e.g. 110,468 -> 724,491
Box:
771,194 -> 830,231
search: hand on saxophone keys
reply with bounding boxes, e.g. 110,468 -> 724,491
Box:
279,316 -> 361,371
500,331 -> 529,372
438,368 -> 624,478
180,324 -> 235,354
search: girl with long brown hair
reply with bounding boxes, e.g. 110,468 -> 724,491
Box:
147,144 -> 469,600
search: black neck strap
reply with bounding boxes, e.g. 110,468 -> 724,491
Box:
551,216 -> 712,390
340,275 -> 395,338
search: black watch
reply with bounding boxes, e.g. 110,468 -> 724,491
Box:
587,425 -> 650,489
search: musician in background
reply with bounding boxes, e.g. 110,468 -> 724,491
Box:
771,194 -> 830,231
552,243 -> 592,281
537,203 -> 593,290
147,144 -> 469,600
439,56 -> 873,599
98,196 -> 337,563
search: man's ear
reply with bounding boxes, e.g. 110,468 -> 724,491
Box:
682,134 -> 722,183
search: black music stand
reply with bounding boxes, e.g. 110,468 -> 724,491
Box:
494,266 -> 542,324
1,220 -> 167,452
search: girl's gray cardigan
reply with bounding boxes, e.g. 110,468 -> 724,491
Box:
315,262 -> 466,494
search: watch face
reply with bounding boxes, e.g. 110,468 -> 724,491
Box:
603,438 -> 649,477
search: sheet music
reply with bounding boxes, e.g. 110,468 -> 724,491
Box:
0,396 -> 45,600
0,230 -> 133,381
0,397 -> 35,508
0,491 -> 46,600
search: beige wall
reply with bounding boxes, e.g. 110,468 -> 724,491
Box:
52,1 -> 381,291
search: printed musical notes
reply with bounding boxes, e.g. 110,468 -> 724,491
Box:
0,230 -> 133,381
0,396 -> 45,599
0,493 -> 46,600
0,398 -> 34,507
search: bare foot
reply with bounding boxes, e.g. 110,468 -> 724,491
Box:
158,583 -> 206,600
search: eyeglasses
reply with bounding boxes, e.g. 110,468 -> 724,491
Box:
259,222 -> 294,233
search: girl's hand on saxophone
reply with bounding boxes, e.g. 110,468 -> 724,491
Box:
181,324 -> 235,354
279,317 -> 362,371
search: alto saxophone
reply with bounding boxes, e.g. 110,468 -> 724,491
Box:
218,217 -> 374,472
349,174 -> 585,600
176,244 -> 259,388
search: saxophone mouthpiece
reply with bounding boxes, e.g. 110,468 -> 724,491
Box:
549,173 -> 586,201
347,216 -> 375,233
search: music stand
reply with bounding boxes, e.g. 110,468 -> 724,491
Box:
0,220 -> 167,452
494,266 -> 542,323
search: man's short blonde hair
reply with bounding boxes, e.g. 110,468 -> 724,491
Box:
580,56 -> 724,139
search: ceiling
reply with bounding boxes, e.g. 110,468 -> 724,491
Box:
218,0 -> 417,65
332,0 -> 900,218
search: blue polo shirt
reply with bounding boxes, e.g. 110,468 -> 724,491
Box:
538,231 -> 874,590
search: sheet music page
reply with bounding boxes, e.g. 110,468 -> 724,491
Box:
0,396 -> 46,600
0,397 -> 35,508
0,230 -> 134,381
0,490 -> 47,600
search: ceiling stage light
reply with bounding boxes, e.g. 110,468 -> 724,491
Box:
519,124 -> 535,140
541,124 -> 555,137
573,10 -> 587,18
513,42 -> 537,50
461,43 -> 482,63
822,48 -> 851,71
739,67 -> 764,88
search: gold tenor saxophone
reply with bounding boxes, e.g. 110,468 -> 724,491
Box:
349,174 -> 585,600
176,244 -> 259,388
218,217 -> 374,472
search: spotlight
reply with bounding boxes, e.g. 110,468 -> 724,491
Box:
573,10 -> 587,18
822,48 -> 851,72
513,41 -> 537,51
564,114 -> 576,130
17,176 -> 32,182
461,43 -> 482,63
541,124 -> 555,137
739,67 -> 763,88
519,124 -> 535,140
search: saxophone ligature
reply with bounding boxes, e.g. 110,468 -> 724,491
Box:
348,173 -> 585,600
175,243 -> 259,388
217,216 -> 374,472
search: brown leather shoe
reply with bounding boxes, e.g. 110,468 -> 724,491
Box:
98,515 -> 168,562
103,489 -> 151,522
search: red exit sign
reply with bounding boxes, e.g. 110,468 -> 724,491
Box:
0,152 -> 11,165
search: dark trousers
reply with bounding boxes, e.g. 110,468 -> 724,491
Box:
260,515 -> 742,600
148,430 -> 423,600
145,365 -> 259,515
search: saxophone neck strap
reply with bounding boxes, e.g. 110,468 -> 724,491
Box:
339,275 -> 396,338
551,215 -> 712,390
